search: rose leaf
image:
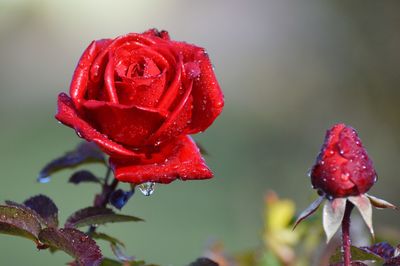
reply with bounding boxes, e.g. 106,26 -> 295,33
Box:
359,242 -> 395,259
329,245 -> 384,264
38,228 -> 102,266
65,207 -> 143,229
37,142 -> 106,183
69,170 -> 102,185
110,242 -> 135,262
90,232 -> 125,247
0,205 -> 42,242
187,258 -> 219,266
23,194 -> 59,228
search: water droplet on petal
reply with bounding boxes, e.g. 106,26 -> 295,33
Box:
138,182 -> 155,196
76,131 -> 83,138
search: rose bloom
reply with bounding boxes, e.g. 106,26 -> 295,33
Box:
310,123 -> 377,198
56,29 -> 224,184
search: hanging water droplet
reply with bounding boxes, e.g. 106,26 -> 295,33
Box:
306,169 -> 312,177
37,173 -> 51,184
138,182 -> 155,196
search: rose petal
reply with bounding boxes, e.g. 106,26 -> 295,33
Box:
173,42 -> 224,133
110,136 -> 213,184
90,34 -> 157,81
82,100 -> 165,147
55,93 -> 144,159
147,79 -> 194,145
70,39 -> 112,108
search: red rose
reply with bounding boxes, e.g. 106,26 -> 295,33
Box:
56,29 -> 224,184
310,123 -> 377,198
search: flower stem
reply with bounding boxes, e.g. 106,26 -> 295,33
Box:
342,201 -> 354,266
88,167 -> 119,234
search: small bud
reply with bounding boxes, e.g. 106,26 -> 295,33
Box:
311,123 -> 377,198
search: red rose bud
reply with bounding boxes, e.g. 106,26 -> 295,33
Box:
56,29 -> 224,184
310,123 -> 377,198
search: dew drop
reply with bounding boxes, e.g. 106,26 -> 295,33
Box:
320,160 -> 325,165
341,172 -> 350,181
0,214 -> 6,220
306,169 -> 312,177
154,140 -> 162,146
138,182 -> 155,196
323,178 -> 327,182
76,131 -> 83,138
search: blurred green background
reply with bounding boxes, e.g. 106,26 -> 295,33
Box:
1,0 -> 400,265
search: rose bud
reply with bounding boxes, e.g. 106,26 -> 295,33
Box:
310,123 -> 377,198
56,29 -> 224,184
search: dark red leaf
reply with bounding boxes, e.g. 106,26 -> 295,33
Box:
188,258 -> 219,266
384,256 -> 400,266
65,207 -> 143,228
90,232 -> 125,247
360,242 -> 395,259
37,142 -> 105,183
0,205 -> 42,242
23,195 -> 59,228
5,200 -> 48,227
39,228 -> 102,266
69,170 -> 101,185
110,243 -> 134,262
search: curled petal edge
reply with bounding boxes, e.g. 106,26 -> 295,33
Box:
110,136 -> 213,184
55,93 -> 144,159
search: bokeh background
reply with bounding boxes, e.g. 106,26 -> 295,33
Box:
1,0 -> 400,265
